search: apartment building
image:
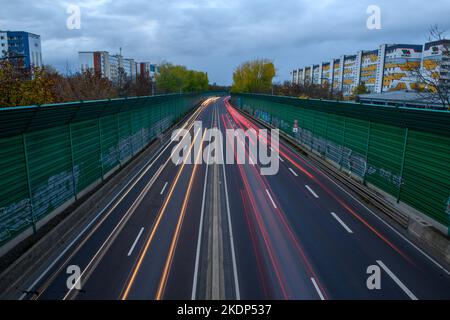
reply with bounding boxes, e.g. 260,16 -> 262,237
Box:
321,62 -> 331,85
421,39 -> 450,90
0,30 -> 42,69
291,41 -> 446,96
342,55 -> 358,96
79,51 -> 111,79
123,58 -> 136,81
136,62 -> 150,78
312,64 -> 320,85
331,58 -> 343,93
359,50 -> 379,93
378,44 -> 423,92
79,51 -> 157,84
109,54 -> 120,83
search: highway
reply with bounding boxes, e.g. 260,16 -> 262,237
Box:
17,97 -> 450,300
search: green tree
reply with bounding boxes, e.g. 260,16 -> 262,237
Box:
231,59 -> 276,93
155,63 -> 208,94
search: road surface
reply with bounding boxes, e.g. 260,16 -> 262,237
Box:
17,97 -> 450,300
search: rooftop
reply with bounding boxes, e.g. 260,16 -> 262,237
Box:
358,90 -> 447,109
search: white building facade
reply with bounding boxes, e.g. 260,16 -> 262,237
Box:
79,51 -> 157,84
290,41 -> 447,96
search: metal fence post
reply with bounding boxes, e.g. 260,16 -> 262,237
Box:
97,117 -> 104,182
397,127 -> 409,203
339,117 -> 347,170
269,102 -> 274,126
311,114 -> 316,151
140,111 -> 145,152
116,113 -> 122,168
363,121 -> 372,185
22,133 -> 36,234
324,113 -> 329,158
160,102 -> 163,134
68,123 -> 78,201
129,111 -> 134,157
299,110 -> 304,146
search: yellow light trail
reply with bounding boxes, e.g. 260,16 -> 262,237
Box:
121,125 -> 204,300
155,129 -> 207,300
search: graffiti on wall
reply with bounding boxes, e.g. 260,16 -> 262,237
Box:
0,199 -> 31,241
0,165 -> 80,242
249,105 -> 404,189
32,165 -> 80,219
101,115 -> 175,168
295,126 -> 367,178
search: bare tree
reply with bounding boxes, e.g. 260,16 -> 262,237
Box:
272,80 -> 343,100
407,25 -> 450,109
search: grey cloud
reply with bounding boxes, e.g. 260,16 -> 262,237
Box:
1,0 -> 449,84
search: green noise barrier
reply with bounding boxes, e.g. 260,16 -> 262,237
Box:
0,92 -> 219,248
231,93 -> 450,234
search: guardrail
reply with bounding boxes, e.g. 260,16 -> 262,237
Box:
231,93 -> 450,235
0,92 -> 223,248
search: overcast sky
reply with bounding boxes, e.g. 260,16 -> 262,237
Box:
1,0 -> 449,85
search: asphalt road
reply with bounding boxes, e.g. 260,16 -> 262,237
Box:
16,97 -> 450,300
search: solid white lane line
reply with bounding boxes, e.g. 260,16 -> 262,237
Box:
160,182 -> 168,195
288,167 -> 298,177
127,227 -> 144,257
376,260 -> 418,300
219,103 -> 241,299
330,212 -> 353,234
311,277 -> 325,300
64,164 -> 167,300
265,189 -> 278,209
305,185 -> 319,198
191,111 -> 213,300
